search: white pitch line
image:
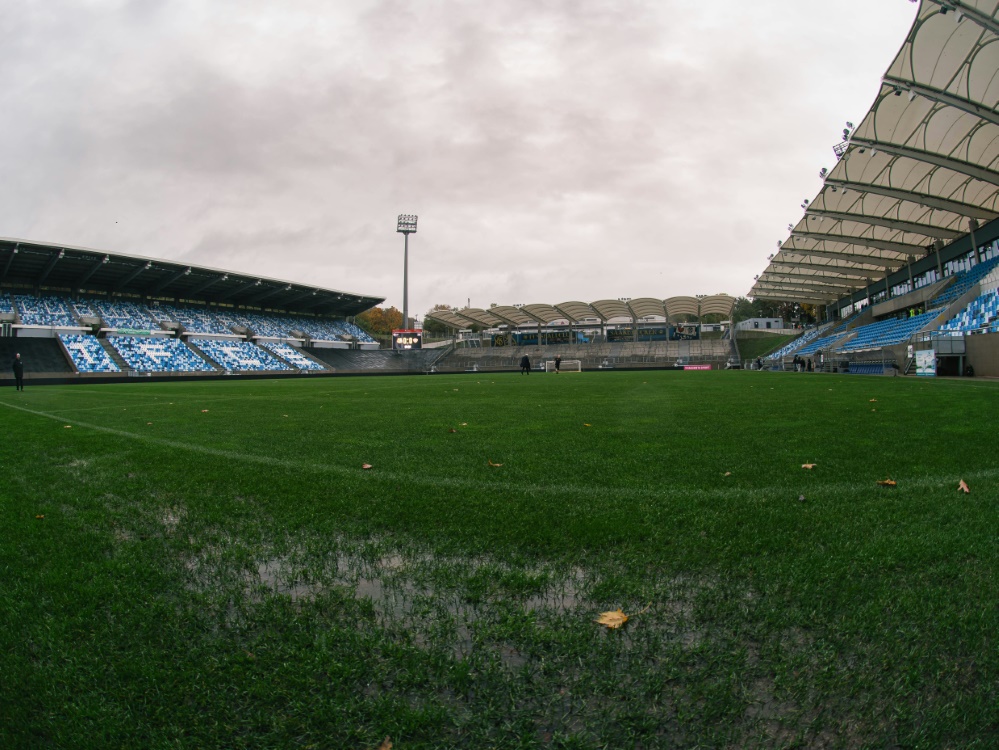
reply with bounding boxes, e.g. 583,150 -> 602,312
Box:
0,399 -> 992,503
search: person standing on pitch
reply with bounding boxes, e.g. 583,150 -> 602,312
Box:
520,354 -> 531,374
12,352 -> 24,391
554,354 -> 562,373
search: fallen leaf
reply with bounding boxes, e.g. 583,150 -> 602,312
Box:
201,409 -> 209,413
802,463 -> 817,470
362,463 -> 373,470
595,609 -> 629,629
488,460 -> 503,467
460,422 -> 468,426
448,428 -> 457,433
376,738 -> 393,750
594,603 -> 651,630
147,422 -> 152,425
877,478 -> 897,487
869,399 -> 878,402
723,471 -> 732,477
64,425 -> 72,429
35,514 -> 45,519
798,495 -> 806,503
958,479 -> 970,494
583,423 -> 592,427
872,408 -> 877,412
282,414 -> 288,417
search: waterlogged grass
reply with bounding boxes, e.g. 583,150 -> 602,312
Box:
1,371 -> 997,748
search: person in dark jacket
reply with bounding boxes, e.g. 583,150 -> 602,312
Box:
519,354 -> 531,374
12,353 -> 24,390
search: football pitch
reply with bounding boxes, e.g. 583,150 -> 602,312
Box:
1,370 -> 996,748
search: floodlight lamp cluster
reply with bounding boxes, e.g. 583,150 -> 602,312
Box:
397,214 -> 418,234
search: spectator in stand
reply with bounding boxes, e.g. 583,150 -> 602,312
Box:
12,353 -> 24,390
520,354 -> 531,374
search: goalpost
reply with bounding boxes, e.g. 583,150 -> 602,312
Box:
545,359 -> 582,372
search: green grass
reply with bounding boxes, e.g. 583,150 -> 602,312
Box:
736,333 -> 799,362
1,371 -> 997,748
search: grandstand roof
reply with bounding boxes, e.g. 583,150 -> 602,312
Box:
0,237 -> 383,316
426,295 -> 735,329
751,0 -> 999,305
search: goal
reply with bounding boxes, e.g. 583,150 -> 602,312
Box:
545,359 -> 582,373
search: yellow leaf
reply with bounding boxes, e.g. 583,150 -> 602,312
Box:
594,603 -> 650,629
488,460 -> 503,467
877,478 -> 897,487
958,479 -> 970,494
595,609 -> 629,629
376,738 -> 393,750
583,423 -> 592,427
35,514 -> 44,519
802,463 -> 816,470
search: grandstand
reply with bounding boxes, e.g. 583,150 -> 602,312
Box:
192,339 -> 293,372
110,336 -> 216,373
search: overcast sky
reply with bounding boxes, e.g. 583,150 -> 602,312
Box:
1,0 -> 918,320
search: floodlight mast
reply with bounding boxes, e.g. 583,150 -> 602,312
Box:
397,214 -> 418,329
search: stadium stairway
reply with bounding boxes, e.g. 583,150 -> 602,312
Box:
99,338 -> 133,372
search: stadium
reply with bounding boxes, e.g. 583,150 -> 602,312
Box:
2,2 -> 998,748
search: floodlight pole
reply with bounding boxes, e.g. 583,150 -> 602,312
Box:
397,214 -> 418,329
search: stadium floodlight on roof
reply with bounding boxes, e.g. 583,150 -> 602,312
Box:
397,214 -> 418,329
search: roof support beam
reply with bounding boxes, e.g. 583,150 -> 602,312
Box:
2,245 -> 19,283
777,248 -> 901,267
37,249 -> 64,286
806,208 -> 963,240
77,255 -> 109,290
147,266 -> 191,296
758,279 -> 855,295
790,231 -> 922,255
246,284 -> 292,306
760,271 -> 860,287
752,287 -> 842,301
882,74 -> 999,129
769,262 -> 874,277
115,261 -> 152,291
927,1 -> 999,39
752,293 -> 833,305
824,178 -> 999,220
753,286 -> 840,300
848,138 -> 999,187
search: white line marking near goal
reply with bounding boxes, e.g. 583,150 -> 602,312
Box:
0,399 -> 992,502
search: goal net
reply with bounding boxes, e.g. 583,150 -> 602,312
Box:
545,359 -> 582,372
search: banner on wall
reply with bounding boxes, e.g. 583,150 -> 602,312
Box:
915,349 -> 936,377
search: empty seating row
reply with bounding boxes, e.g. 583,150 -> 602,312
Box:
75,297 -> 159,330
938,289 -> 999,335
193,339 -> 292,371
930,256 -> 999,306
59,334 -> 120,373
260,342 -> 326,370
110,336 -> 216,372
766,325 -> 827,361
14,294 -> 78,326
839,309 -> 942,352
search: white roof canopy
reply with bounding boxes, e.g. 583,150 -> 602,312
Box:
751,0 -> 999,304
